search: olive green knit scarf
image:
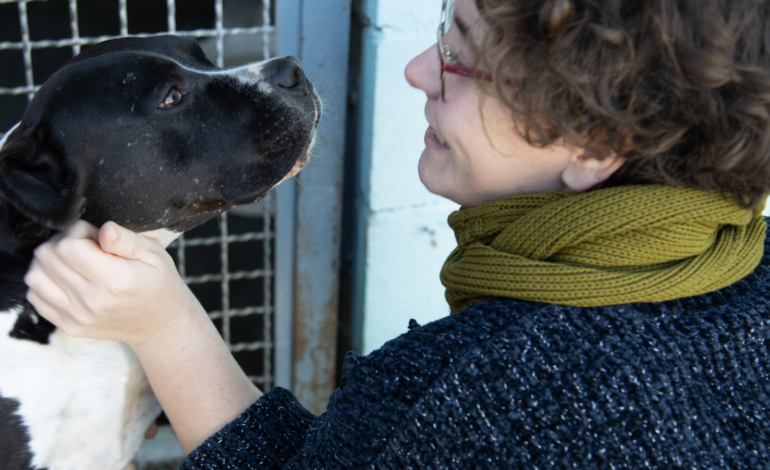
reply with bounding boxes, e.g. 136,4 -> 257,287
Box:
441,185 -> 767,314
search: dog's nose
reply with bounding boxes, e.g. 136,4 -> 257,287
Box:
268,56 -> 305,89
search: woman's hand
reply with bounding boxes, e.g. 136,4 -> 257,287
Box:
26,220 -> 262,453
25,220 -> 201,349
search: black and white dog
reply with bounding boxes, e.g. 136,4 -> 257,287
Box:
0,35 -> 320,470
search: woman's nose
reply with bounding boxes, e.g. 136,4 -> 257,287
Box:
405,44 -> 441,100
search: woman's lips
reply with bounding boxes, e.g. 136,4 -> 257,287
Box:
425,127 -> 449,149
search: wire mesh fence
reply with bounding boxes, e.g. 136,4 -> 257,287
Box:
0,0 -> 279,391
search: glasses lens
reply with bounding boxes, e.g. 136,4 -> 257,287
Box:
442,0 -> 455,36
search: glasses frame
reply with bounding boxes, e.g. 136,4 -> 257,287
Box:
437,0 -> 492,101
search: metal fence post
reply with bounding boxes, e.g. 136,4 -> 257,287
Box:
293,0 -> 352,414
274,0 -> 303,393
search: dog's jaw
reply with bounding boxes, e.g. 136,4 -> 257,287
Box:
139,228 -> 181,248
281,131 -> 316,183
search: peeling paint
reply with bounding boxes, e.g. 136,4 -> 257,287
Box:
293,284 -> 339,415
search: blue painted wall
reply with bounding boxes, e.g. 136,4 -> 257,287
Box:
354,0 -> 459,354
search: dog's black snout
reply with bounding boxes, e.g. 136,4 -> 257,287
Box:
271,56 -> 305,89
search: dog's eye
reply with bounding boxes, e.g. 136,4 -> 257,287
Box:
159,88 -> 182,109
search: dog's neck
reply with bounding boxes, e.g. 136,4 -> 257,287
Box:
139,228 -> 182,248
0,201 -> 37,258
0,122 -> 20,151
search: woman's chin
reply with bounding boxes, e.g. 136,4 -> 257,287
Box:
418,159 -> 462,205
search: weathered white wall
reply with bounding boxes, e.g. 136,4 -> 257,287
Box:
357,0 -> 459,354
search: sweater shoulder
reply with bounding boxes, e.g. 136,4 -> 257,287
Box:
363,290 -> 770,467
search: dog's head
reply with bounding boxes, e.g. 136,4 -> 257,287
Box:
0,35 -> 320,244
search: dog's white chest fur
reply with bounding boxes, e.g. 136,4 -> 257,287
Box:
0,307 -> 161,470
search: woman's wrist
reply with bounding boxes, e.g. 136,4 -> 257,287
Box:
129,296 -> 262,454
127,294 -> 208,354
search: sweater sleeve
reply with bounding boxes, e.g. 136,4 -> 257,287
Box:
180,387 -> 316,470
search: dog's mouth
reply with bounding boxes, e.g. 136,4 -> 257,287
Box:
280,95 -> 320,182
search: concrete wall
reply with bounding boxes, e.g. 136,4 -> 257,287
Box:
355,0 -> 459,354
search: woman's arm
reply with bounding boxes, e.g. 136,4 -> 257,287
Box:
130,302 -> 262,454
25,221 -> 261,454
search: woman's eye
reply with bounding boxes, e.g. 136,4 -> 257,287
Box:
159,88 -> 182,109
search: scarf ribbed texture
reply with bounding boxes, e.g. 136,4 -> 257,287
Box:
441,185 -> 767,314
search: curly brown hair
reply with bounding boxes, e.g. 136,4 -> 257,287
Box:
474,0 -> 770,208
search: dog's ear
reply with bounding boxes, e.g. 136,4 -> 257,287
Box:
0,130 -> 84,243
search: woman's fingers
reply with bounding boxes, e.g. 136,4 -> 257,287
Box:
27,289 -> 84,338
42,219 -> 99,246
25,221 -> 121,336
99,221 -> 166,264
64,219 -> 100,241
25,257 -> 74,308
30,238 -> 92,292
32,221 -> 104,285
26,254 -> 97,338
33,221 -> 156,291
25,282 -> 65,330
24,219 -> 190,345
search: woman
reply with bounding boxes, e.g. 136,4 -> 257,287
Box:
26,0 -> 770,467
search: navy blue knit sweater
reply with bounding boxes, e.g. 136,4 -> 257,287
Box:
181,222 -> 770,469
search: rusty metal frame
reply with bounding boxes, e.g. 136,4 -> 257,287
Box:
277,0 -> 352,414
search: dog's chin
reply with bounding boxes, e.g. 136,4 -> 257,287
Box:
282,157 -> 307,182
281,137 -> 315,182
139,228 -> 182,248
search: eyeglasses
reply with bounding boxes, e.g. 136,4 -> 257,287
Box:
437,0 -> 492,101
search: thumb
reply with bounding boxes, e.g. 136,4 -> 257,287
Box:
98,221 -> 160,263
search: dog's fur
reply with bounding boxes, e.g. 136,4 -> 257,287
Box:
0,35 -> 320,470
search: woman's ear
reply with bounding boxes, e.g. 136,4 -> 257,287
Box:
561,147 -> 626,192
